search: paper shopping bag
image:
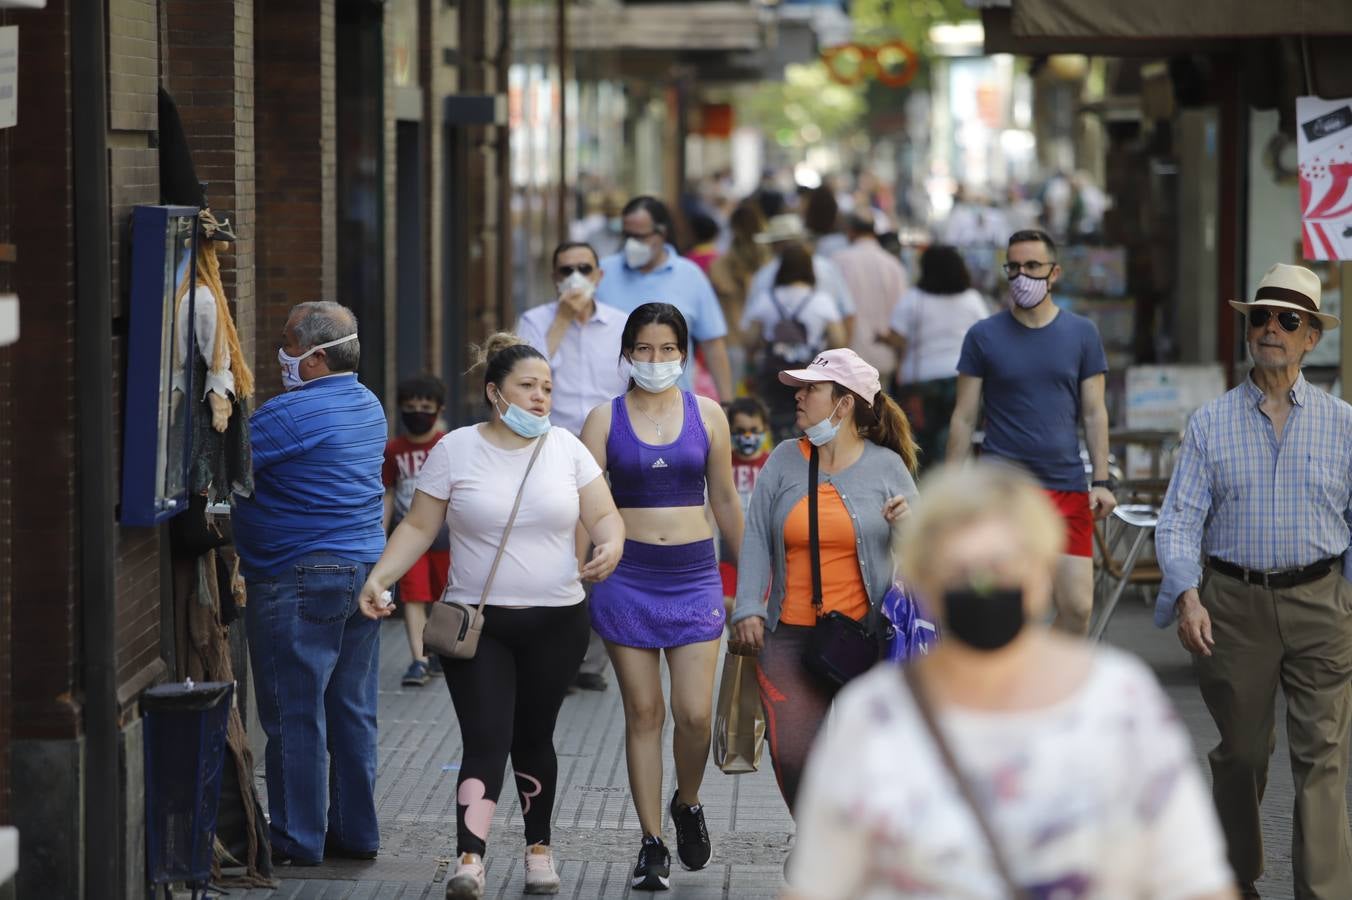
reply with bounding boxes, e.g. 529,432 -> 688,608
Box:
712,650 -> 766,774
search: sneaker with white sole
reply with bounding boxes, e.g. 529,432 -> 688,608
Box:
445,852 -> 485,899
669,792 -> 712,870
630,835 -> 671,891
523,843 -> 561,895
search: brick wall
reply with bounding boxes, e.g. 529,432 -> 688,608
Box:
255,0 -> 336,408
9,3 -> 80,741
108,0 -> 166,694
164,0 -> 257,381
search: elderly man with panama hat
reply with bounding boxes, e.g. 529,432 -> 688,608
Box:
1156,262 -> 1352,898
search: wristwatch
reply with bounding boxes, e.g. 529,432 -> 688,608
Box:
1091,479 -> 1115,490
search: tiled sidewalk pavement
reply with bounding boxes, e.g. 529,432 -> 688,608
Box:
240,622 -> 794,899
242,597 -> 1351,899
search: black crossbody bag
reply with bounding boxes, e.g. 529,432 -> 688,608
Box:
800,444 -> 885,687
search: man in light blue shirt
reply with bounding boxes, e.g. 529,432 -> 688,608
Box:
594,195 -> 733,399
1155,263 -> 1352,898
516,241 -> 630,436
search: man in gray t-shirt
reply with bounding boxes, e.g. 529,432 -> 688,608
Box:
946,229 -> 1117,635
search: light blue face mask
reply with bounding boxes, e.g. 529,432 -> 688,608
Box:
494,393 -> 551,439
803,398 -> 845,447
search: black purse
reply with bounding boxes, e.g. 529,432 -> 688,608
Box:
800,445 -> 885,687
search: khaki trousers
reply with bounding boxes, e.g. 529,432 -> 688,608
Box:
1197,567 -> 1352,897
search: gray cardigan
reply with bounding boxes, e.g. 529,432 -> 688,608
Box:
730,439 -> 917,631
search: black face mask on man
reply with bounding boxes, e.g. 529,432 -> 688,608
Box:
941,584 -> 1025,651
401,410 -> 437,435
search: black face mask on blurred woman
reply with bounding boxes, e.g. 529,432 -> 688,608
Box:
942,584 -> 1025,651
401,410 -> 437,435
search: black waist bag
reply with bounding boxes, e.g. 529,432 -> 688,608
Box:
799,445 -> 884,687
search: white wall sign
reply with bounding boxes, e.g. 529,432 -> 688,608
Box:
1298,95 -> 1352,261
0,27 -> 15,130
0,294 -> 17,346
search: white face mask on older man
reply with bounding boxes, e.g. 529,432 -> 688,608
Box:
278,333 -> 358,391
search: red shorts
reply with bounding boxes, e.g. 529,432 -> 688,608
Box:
719,561 -> 738,597
1046,489 -> 1093,558
398,549 -> 450,603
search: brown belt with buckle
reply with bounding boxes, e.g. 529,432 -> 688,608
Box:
1208,556 -> 1341,589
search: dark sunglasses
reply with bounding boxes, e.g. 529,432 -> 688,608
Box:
1248,308 -> 1303,332
557,263 -> 595,277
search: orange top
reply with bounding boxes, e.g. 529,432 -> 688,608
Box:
780,461 -> 870,627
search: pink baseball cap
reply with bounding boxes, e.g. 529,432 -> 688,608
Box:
778,348 -> 882,406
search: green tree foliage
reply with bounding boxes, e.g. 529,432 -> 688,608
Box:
739,62 -> 868,149
851,0 -> 976,49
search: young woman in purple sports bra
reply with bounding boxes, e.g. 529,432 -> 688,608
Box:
580,303 -> 744,891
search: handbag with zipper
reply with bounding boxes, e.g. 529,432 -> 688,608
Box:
422,433 -> 545,660
799,443 -> 887,687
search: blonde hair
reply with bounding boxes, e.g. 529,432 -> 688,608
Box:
896,461 -> 1065,580
174,239 -> 255,398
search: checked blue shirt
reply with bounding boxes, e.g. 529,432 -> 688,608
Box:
1154,373 -> 1352,626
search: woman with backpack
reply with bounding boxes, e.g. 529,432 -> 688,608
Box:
741,242 -> 846,440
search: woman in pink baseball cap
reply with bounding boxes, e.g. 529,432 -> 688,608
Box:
728,347 -> 918,816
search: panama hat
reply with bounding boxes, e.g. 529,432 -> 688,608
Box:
1229,263 -> 1338,330
754,213 -> 807,245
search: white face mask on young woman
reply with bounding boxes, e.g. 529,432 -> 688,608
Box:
631,359 -> 683,393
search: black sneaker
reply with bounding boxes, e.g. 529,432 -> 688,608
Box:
669,791 -> 712,871
630,835 -> 671,891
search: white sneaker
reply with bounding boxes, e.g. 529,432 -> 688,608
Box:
523,843 -> 561,894
445,852 -> 486,899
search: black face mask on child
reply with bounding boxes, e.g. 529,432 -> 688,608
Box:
401,410 -> 437,435
942,584 -> 1025,651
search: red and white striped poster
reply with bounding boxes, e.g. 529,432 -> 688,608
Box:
1298,96 -> 1352,261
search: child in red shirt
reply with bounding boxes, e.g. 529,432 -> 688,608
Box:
720,397 -> 771,605
383,374 -> 450,687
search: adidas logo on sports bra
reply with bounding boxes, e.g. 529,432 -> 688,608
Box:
651,458 -> 669,469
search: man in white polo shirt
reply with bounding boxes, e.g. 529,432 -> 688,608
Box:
517,240 -> 629,689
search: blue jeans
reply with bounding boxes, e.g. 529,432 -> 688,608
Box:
245,552 -> 380,861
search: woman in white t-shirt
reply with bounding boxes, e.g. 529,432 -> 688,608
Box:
358,334 -> 625,899
785,462 -> 1236,900
743,242 -> 847,438
884,244 -> 989,471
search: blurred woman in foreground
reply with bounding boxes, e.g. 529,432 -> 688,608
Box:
784,462 -> 1236,900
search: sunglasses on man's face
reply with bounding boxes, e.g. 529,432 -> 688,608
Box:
1248,308 -> 1303,333
557,263 -> 595,277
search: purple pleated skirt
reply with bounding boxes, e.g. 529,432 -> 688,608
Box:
589,539 -> 725,649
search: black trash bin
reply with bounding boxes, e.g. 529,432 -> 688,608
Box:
143,679 -> 235,900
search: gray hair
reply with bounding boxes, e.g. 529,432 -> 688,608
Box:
289,300 -> 360,372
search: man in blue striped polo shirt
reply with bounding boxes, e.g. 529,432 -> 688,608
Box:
233,300 -> 388,866
1157,264 -> 1352,898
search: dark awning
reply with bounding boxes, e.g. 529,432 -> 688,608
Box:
1010,0 -> 1352,40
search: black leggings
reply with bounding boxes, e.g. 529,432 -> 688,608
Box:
440,602 -> 590,856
